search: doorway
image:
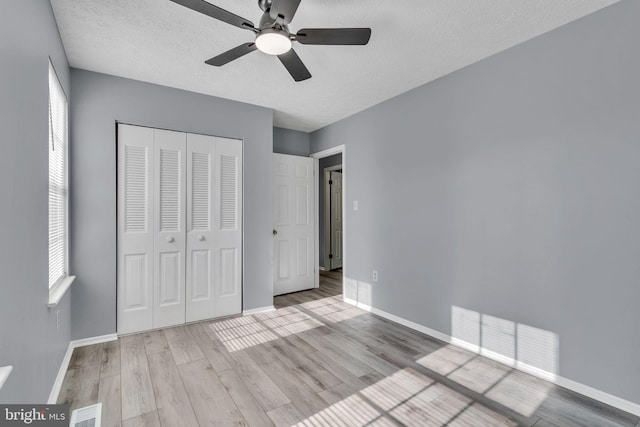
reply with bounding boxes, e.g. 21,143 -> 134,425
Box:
321,161 -> 343,271
311,145 -> 346,299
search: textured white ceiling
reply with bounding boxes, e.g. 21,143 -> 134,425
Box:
50,0 -> 618,132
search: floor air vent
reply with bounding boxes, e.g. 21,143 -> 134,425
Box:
70,403 -> 102,427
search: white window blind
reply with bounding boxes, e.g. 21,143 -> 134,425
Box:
49,63 -> 68,289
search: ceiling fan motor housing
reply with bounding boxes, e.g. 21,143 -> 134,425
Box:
258,0 -> 273,13
258,10 -> 288,32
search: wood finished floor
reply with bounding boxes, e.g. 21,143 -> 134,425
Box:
58,271 -> 640,427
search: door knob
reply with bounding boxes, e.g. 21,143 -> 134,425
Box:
273,229 -> 278,235
198,235 -> 205,241
166,236 -> 175,243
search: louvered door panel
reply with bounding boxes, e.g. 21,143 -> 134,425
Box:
153,129 -> 186,328
124,146 -> 148,232
117,125 -> 154,334
191,153 -> 210,230
159,149 -> 181,231
213,137 -> 242,317
220,155 -> 238,230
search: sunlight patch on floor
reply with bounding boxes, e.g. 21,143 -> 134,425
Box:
360,368 -> 435,411
486,371 -> 553,417
416,344 -> 477,376
448,357 -> 511,394
209,318 -> 280,352
389,382 -> 471,426
209,315 -> 259,331
294,394 -> 387,427
300,296 -> 344,310
323,307 -> 364,323
272,318 -> 325,337
208,304 -> 327,351
293,295 -> 365,323
260,311 -> 315,329
305,300 -> 349,315
299,367 -> 518,426
448,305 -> 558,416
448,403 -> 518,427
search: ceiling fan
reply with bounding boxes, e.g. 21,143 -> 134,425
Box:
169,0 -> 372,81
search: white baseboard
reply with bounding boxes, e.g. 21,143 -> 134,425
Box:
71,333 -> 118,349
48,342 -> 73,404
48,333 -> 118,404
555,376 -> 640,417
0,366 -> 13,391
369,305 -> 451,344
343,298 -> 640,417
243,305 -> 276,316
343,297 -> 358,307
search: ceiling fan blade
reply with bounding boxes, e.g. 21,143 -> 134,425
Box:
269,0 -> 302,25
170,0 -> 255,31
296,28 -> 372,45
205,43 -> 257,66
278,49 -> 311,82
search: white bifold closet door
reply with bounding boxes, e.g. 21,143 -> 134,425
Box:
117,124 -> 242,334
186,134 -> 242,321
117,125 -> 155,334
153,128 -> 187,329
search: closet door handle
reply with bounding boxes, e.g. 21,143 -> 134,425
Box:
166,236 -> 175,243
198,235 -> 205,242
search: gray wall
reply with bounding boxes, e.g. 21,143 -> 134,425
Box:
0,0 -> 72,402
273,127 -> 310,156
310,0 -> 640,404
318,154 -> 342,268
70,69 -> 274,340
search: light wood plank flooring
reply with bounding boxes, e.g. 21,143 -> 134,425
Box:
59,271 -> 639,426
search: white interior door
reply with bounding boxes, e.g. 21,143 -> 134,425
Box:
153,129 -> 186,329
117,125 -> 154,334
273,153 -> 315,295
330,171 -> 343,270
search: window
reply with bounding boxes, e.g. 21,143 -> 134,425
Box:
48,62 -> 69,295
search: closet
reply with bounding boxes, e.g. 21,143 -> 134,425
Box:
117,124 -> 242,334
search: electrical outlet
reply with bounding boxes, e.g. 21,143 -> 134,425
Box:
372,270 -> 378,282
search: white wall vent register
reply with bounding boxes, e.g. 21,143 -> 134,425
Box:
70,403 -> 102,427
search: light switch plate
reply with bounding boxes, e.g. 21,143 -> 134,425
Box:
353,200 -> 359,211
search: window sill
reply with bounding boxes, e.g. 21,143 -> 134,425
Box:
48,275 -> 75,307
0,366 -> 12,391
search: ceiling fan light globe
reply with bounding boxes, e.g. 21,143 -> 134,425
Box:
255,30 -> 292,55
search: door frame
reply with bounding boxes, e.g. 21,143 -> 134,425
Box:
310,145 -> 346,293
323,165 -> 343,271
